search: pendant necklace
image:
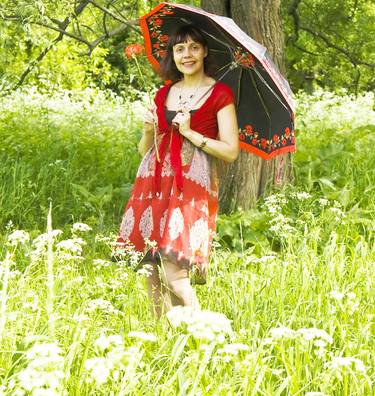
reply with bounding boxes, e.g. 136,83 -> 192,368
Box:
178,77 -> 203,111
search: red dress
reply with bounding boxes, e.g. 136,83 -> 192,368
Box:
117,81 -> 234,271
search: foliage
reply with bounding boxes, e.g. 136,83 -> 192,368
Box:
282,0 -> 375,93
0,87 -> 147,230
0,0 -> 194,93
1,0 -> 374,94
0,86 -> 374,394
217,90 -> 375,252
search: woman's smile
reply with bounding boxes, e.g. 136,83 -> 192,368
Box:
173,39 -> 207,76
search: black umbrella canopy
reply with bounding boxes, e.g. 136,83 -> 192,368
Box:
140,2 -> 296,160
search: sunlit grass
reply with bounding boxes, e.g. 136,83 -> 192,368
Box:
0,88 -> 374,394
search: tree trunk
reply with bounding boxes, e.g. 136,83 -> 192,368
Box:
201,0 -> 293,213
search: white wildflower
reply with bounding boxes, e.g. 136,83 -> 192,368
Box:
56,238 -> 86,254
93,258 -> 112,269
136,264 -> 153,277
314,339 -> 327,348
263,193 -> 288,215
95,334 -> 124,351
318,198 -> 330,207
330,290 -> 345,300
7,230 -> 29,246
84,357 -> 112,385
33,230 -> 63,247
325,356 -> 367,373
72,222 -> 92,232
86,298 -> 120,315
269,213 -> 296,237
167,306 -> 233,342
293,192 -> 312,200
7,311 -> 18,321
15,342 -> 65,394
128,331 -> 157,342
26,343 -> 63,360
95,234 -> 113,243
6,220 -> 14,230
270,326 -> 296,340
217,343 -> 250,355
297,328 -> 333,344
329,207 -> 346,223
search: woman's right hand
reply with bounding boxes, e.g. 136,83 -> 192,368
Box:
143,103 -> 157,125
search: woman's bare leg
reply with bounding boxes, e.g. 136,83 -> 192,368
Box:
160,260 -> 200,310
145,263 -> 171,317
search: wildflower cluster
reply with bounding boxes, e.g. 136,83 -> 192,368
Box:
84,332 -> 150,386
263,193 -> 296,239
85,298 -> 122,316
111,239 -> 143,269
72,222 -> 92,233
167,306 -> 233,343
266,325 -> 333,358
324,356 -> 367,374
31,230 -> 63,262
6,230 -> 30,247
262,191 -> 349,246
8,343 -> 65,395
296,89 -> 375,132
329,290 -> 360,315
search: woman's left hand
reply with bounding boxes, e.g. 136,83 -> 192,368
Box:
172,110 -> 191,136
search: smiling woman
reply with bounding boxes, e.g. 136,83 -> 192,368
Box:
116,24 -> 239,318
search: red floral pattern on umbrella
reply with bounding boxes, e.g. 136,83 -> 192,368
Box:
139,2 -> 296,160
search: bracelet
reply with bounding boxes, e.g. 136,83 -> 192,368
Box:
199,135 -> 208,150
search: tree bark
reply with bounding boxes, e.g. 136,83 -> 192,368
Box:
201,0 -> 293,213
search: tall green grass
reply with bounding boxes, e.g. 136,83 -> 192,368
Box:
0,87 -> 143,231
0,88 -> 374,395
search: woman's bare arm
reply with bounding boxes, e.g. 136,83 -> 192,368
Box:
174,103 -> 240,162
138,123 -> 155,157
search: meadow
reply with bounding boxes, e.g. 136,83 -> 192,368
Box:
0,87 -> 374,395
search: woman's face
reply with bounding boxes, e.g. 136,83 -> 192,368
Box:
172,38 -> 207,77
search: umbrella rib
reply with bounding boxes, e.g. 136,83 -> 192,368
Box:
251,67 -> 292,115
248,68 -> 272,138
237,67 -> 243,106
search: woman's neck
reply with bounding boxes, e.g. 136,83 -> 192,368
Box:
181,72 -> 206,88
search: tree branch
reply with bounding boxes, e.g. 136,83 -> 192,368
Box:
33,21 -> 92,47
287,0 -> 302,42
300,25 -> 375,67
286,0 -> 375,68
292,42 -> 319,56
14,0 -> 91,89
87,0 -> 139,33
90,23 -> 128,48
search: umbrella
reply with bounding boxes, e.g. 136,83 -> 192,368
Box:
139,2 -> 296,160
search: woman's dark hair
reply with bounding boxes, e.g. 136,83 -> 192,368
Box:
160,24 -> 217,82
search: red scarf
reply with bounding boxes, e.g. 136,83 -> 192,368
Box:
153,83 -> 222,193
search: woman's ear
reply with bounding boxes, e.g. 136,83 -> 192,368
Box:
204,46 -> 208,57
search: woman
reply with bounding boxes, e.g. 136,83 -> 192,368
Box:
117,24 -> 239,317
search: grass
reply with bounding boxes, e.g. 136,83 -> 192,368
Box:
0,88 -> 374,395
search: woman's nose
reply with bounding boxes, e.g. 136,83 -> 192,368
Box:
182,48 -> 192,57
